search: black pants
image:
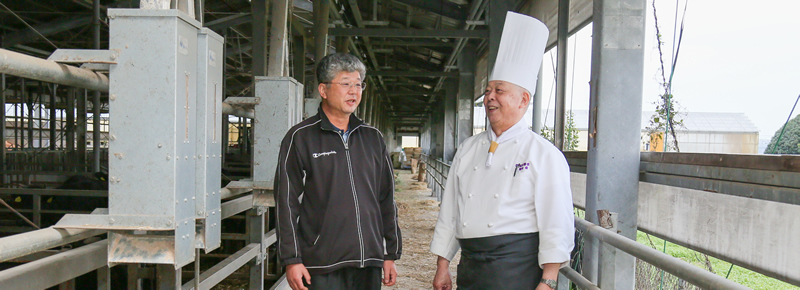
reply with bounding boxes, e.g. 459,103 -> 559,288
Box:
457,233 -> 541,289
305,267 -> 382,290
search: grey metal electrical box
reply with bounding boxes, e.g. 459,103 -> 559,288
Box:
54,9 -> 202,269
195,27 -> 224,252
252,77 -> 303,194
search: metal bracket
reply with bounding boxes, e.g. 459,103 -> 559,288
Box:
225,180 -> 254,189
48,49 -> 118,64
253,189 -> 275,208
54,213 -> 175,231
224,97 -> 260,107
597,210 -> 619,233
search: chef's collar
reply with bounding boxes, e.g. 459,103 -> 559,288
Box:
485,118 -> 528,167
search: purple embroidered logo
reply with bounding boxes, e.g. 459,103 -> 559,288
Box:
513,162 -> 530,176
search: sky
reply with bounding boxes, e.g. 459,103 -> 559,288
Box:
535,0 -> 800,141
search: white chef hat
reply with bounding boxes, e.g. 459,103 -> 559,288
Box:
489,11 -> 549,94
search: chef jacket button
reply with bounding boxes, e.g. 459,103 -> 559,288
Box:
463,222 -> 468,227
494,194 -> 499,198
514,140 -> 519,144
504,165 -> 508,170
468,194 -> 473,198
488,223 -> 494,227
474,166 -> 478,171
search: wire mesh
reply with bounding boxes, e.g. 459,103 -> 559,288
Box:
635,258 -> 701,290
568,215 -> 702,289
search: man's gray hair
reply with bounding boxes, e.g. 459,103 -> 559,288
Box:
316,53 -> 367,83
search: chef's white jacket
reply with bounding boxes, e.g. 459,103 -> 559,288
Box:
430,123 -> 575,267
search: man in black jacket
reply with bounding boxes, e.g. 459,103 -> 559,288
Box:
275,53 -> 402,290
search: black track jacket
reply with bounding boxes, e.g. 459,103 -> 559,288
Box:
274,107 -> 402,274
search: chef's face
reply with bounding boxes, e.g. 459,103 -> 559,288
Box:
484,80 -> 530,134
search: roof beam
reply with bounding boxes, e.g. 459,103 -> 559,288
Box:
378,90 -> 443,96
370,71 -> 457,77
393,0 -> 468,22
390,52 -> 442,72
206,13 -> 252,30
329,28 -> 487,38
1,16 -> 92,48
371,40 -> 457,47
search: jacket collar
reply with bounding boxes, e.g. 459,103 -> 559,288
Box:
318,105 -> 364,132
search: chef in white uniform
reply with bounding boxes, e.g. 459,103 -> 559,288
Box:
430,12 -> 574,290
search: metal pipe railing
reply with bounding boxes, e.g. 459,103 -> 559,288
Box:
0,49 -> 109,92
575,218 -> 751,290
0,226 -> 106,263
420,154 -> 451,200
559,267 -> 601,290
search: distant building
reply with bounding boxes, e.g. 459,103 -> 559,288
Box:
473,108 -> 760,154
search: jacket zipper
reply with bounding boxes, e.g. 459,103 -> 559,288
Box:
337,125 -> 366,267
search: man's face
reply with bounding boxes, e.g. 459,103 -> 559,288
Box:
319,71 -> 363,117
484,80 -> 529,133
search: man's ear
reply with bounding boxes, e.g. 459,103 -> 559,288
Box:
318,83 -> 327,99
520,89 -> 531,108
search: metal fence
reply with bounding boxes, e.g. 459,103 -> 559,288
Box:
0,185 -> 278,289
420,154 -> 450,201
418,155 -> 752,290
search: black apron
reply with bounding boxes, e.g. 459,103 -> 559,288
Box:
457,233 -> 542,289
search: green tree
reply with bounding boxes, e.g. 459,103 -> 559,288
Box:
540,110 -> 580,151
765,114 -> 800,154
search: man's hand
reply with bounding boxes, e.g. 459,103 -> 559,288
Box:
286,263 -> 311,290
432,256 -> 452,290
382,260 -> 398,286
536,263 -> 561,290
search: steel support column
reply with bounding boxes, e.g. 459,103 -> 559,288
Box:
268,0 -> 290,77
487,0 -> 513,75
443,78 -> 458,161
127,265 -> 140,290
26,81 -> 32,149
156,264 -> 181,290
77,90 -> 87,171
430,102 -> 444,160
313,0 -> 330,61
49,84 -> 56,150
311,0 -> 329,100
1,73 -> 5,184
532,65 -> 544,133
66,88 -> 75,152
554,0 -> 569,150
247,209 -> 264,290
292,35 -> 306,85
583,0 -> 646,288
251,0 -> 269,76
97,265 -> 109,290
457,44 -> 475,146
92,0 -> 102,172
